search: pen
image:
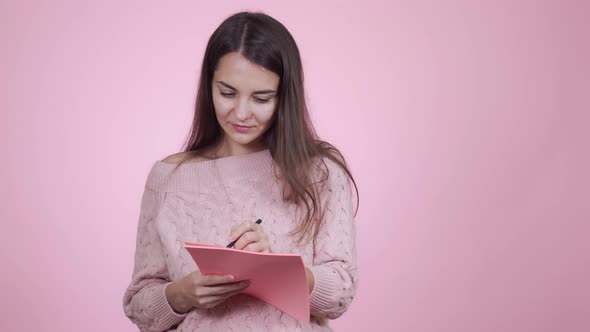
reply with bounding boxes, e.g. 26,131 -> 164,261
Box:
226,219 -> 262,248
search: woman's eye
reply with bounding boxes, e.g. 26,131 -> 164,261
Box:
220,92 -> 269,103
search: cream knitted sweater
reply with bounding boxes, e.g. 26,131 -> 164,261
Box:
122,149 -> 359,331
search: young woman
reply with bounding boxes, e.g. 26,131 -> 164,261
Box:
123,11 -> 359,331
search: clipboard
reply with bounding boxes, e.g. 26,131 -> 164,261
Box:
184,242 -> 310,324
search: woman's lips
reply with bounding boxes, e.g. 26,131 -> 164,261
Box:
232,123 -> 253,133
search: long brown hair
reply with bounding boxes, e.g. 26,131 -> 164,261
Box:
170,11 -> 359,247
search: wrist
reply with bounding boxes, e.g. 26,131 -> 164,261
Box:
165,281 -> 191,314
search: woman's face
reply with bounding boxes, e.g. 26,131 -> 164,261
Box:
212,52 -> 280,152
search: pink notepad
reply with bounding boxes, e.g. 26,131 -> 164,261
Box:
184,242 -> 310,324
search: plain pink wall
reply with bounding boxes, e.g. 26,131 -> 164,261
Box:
1,1 -> 588,331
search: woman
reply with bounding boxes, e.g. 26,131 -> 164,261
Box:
123,11 -> 359,331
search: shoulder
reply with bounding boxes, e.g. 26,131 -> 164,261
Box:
160,152 -> 189,164
159,150 -> 213,164
311,154 -> 350,189
147,149 -> 215,191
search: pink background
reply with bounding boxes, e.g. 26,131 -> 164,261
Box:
1,1 -> 588,331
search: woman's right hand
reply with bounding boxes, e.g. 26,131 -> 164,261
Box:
165,271 -> 250,314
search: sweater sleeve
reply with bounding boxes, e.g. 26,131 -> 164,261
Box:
307,160 -> 359,319
122,186 -> 188,331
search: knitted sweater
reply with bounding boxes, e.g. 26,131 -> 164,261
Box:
122,149 -> 359,331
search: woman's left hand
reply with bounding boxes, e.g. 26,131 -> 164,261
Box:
228,220 -> 272,253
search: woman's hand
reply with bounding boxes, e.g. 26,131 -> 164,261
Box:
229,220 -> 273,253
165,271 -> 250,313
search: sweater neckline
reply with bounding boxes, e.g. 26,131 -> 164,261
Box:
146,148 -> 275,192
155,148 -> 272,168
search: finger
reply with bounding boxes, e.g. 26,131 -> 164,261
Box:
233,231 -> 259,250
229,221 -> 250,240
201,274 -> 235,286
197,280 -> 250,297
218,284 -> 250,301
243,242 -> 262,252
196,295 -> 226,309
202,286 -> 248,308
229,221 -> 260,241
229,221 -> 246,237
221,285 -> 249,299
203,290 -> 242,309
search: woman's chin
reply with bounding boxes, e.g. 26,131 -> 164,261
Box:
227,134 -> 261,147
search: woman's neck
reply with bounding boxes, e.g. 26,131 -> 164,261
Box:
213,136 -> 267,158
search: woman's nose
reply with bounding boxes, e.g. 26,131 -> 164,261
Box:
234,99 -> 252,120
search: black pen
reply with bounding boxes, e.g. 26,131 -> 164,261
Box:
226,219 -> 262,248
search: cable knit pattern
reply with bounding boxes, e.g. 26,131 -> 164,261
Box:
122,149 -> 359,331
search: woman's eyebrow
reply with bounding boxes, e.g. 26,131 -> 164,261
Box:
217,81 -> 276,94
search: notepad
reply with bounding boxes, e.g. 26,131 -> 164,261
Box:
184,242 -> 310,324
